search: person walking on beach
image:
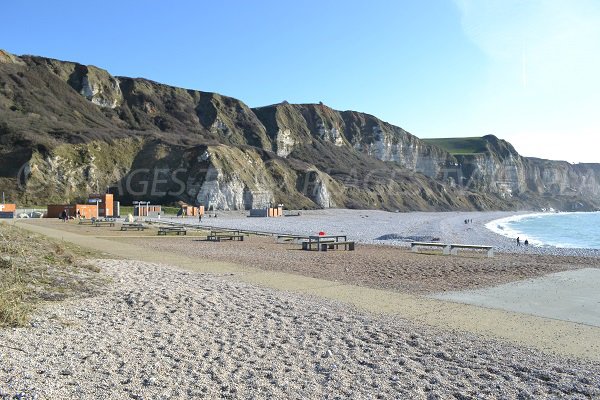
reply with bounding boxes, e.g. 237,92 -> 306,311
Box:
516,236 -> 520,246
198,214 -> 202,223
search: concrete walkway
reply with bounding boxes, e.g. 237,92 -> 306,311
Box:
433,268 -> 600,328
15,220 -> 600,362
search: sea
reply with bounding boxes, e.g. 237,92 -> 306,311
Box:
486,212 -> 600,249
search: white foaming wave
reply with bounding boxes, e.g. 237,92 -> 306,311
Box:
485,211 -> 600,248
485,213 -> 549,246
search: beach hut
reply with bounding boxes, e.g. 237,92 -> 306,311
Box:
179,203 -> 204,217
134,203 -> 161,217
0,203 -> 16,219
88,193 -> 114,218
250,204 -> 284,218
46,204 -> 98,219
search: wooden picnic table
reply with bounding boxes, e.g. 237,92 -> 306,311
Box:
207,232 -> 244,242
210,229 -> 241,235
121,223 -> 147,231
302,235 -> 348,251
93,221 -> 115,227
158,226 -> 187,235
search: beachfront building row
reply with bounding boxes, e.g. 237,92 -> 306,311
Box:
47,193 -> 116,219
41,194 -> 282,219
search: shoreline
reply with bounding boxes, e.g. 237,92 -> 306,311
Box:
485,211 -> 600,256
158,209 -> 600,258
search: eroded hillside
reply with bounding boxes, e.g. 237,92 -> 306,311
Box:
1,49 -> 598,211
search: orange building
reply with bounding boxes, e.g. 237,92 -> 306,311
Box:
180,204 -> 204,217
268,205 -> 283,217
47,204 -> 98,219
0,203 -> 16,212
134,204 -> 161,216
0,203 -> 16,218
88,193 -> 114,218
250,205 -> 284,218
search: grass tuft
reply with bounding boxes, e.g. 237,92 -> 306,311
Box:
0,223 -> 107,327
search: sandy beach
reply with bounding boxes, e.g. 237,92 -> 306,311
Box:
2,210 -> 600,399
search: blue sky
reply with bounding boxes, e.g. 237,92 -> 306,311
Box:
2,0 -> 599,162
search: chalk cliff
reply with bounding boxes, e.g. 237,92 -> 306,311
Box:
1,50 -> 598,211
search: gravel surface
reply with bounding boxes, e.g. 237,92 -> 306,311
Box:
1,259 -> 599,399
118,236 -> 600,295
163,209 -> 600,257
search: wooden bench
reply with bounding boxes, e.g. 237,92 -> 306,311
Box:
276,234 -> 309,244
121,223 -> 147,231
158,226 -> 187,235
93,221 -> 115,227
302,239 -> 336,251
411,242 -> 450,255
449,244 -> 494,258
207,233 -> 244,242
319,241 -> 355,251
210,229 -> 240,235
78,219 -> 94,225
210,229 -> 242,236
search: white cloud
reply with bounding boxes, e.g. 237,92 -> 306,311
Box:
453,0 -> 600,162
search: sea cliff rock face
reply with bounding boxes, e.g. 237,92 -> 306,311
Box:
438,136 -> 600,210
15,139 -> 144,204
254,104 -> 454,179
195,166 -> 248,210
0,50 -> 26,66
454,153 -> 526,196
295,170 -> 338,209
23,56 -> 123,109
191,146 -> 277,210
2,49 -> 600,211
524,159 -> 600,209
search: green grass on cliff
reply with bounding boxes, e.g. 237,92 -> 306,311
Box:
423,137 -> 489,155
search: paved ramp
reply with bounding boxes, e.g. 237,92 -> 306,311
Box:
432,268 -> 600,327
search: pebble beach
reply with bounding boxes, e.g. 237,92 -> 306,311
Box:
2,210 -> 600,399
2,259 -> 599,399
165,209 -> 600,257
